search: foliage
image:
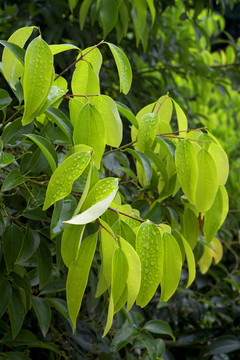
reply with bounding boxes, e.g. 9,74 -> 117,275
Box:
0,0 -> 239,359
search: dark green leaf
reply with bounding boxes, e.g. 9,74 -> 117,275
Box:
32,297 -> 51,337
37,238 -> 53,289
8,287 -> 25,338
2,352 -> 31,360
1,168 -> 26,192
207,335 -> 240,355
50,195 -> 77,239
144,320 -> 175,340
40,279 -> 66,295
3,224 -> 23,273
45,107 -> 73,143
16,227 -> 40,264
126,148 -> 152,183
0,280 -> 12,318
0,89 -> 12,110
2,118 -> 33,146
116,101 -> 138,129
0,40 -> 25,65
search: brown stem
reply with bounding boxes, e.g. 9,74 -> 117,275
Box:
108,207 -> 163,228
63,94 -> 100,99
155,93 -> 169,114
97,218 -> 119,244
159,135 -> 211,143
54,40 -> 104,81
103,141 -> 136,156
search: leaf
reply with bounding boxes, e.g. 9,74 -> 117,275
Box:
172,100 -> 188,135
22,36 -> 54,125
2,118 -> 33,147
43,151 -> 91,210
137,113 -> 159,151
119,237 -> 141,311
71,60 -> 100,95
25,134 -> 58,172
173,231 -> 196,288
82,46 -> 103,77
67,232 -> 97,329
69,0 -> 79,12
145,149 -> 168,187
50,195 -> 77,239
105,42 -> 132,94
99,0 -> 121,37
73,103 -> 105,168
38,86 -> 67,116
49,43 -> 80,55
207,335 -> 240,355
146,0 -> 156,26
175,139 -> 198,204
47,297 -> 73,330
64,187 -> 118,225
195,148 -> 218,214
37,238 -> 53,289
1,27 -> 35,89
211,237 -> 223,264
136,221 -> 163,307
79,0 -> 93,29
198,243 -> 213,274
144,320 -> 175,340
61,224 -> 85,267
0,40 -> 25,66
0,280 -> 12,318
45,107 -> 73,142
182,207 -> 199,249
40,279 -> 66,295
103,247 -> 129,337
16,226 -> 40,264
204,185 -> 229,242
126,148 -> 152,184
1,168 -> 26,192
8,287 -> 25,339
95,220 -> 118,297
91,95 -> 122,147
0,89 -> 12,110
3,224 -> 23,273
116,101 -> 138,129
160,232 -> 182,302
208,142 -> 229,185
2,352 -> 31,360
32,297 -> 51,337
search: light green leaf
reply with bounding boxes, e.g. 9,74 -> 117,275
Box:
91,95 -> 122,147
99,0 -> 121,37
119,237 -> 141,311
208,142 -> 229,185
204,185 -> 229,243
96,220 -> 118,297
195,148 -> 218,214
137,113 -> 159,151
64,186 -> 118,225
105,42 -> 132,94
173,231 -> 196,288
32,297 -> 51,337
103,294 -> 114,337
49,43 -> 80,55
0,40 -> 25,66
71,60 -> 100,95
43,151 -> 91,210
67,232 -> 97,329
69,98 -> 87,126
61,224 -> 85,268
198,244 -> 213,274
38,86 -> 67,116
146,0 -> 156,26
182,207 -> 199,249
136,221 -> 162,307
175,139 -> 198,204
73,103 -> 105,168
82,46 -> 103,77
25,134 -> 58,173
160,232 -> 182,302
69,0 -> 79,12
172,100 -> 188,135
22,36 -> 54,125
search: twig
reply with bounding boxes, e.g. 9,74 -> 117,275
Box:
108,207 -> 163,228
103,141 -> 136,156
97,218 -> 119,244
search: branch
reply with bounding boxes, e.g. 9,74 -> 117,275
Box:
103,141 -> 136,156
108,207 -> 163,228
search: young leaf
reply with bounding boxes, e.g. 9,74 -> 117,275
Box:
91,95 -> 123,148
211,237 -> 223,264
25,134 -> 58,172
22,36 -> 54,125
0,40 -> 25,66
182,207 -> 199,249
136,221 -> 163,307
172,100 -> 188,135
126,148 -> 152,184
198,244 -> 213,274
203,185 -> 229,243
119,237 -> 141,311
175,139 -> 198,204
71,60 -> 100,95
160,232 -> 182,302
137,113 -> 159,151
61,224 -> 85,268
116,101 -> 138,129
32,297 -> 51,337
43,151 -> 91,210
195,148 -> 218,214
38,87 -> 68,116
208,142 -> 229,185
67,232 -> 98,329
64,186 -> 118,225
73,103 -> 105,168
49,43 -> 80,55
105,42 -> 132,94
96,220 -> 118,297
